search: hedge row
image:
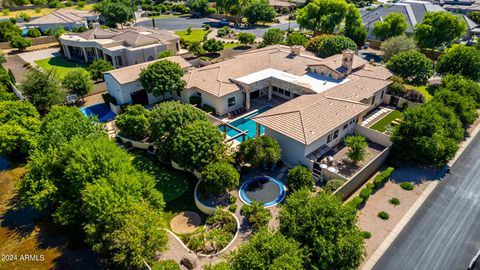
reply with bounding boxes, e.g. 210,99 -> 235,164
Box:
347,167 -> 394,210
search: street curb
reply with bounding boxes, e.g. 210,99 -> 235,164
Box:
362,121 -> 480,270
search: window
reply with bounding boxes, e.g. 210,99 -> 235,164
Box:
381,90 -> 385,99
371,95 -> 376,105
228,97 -> 236,107
343,124 -> 348,130
197,92 -> 202,97
116,56 -> 123,66
273,86 -> 278,92
327,134 -> 332,143
279,88 -> 284,95
284,90 -> 291,97
333,129 -> 339,139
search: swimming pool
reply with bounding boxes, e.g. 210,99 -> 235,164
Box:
80,103 -> 116,122
221,106 -> 271,142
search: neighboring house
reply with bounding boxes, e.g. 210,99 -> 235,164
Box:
442,0 -> 480,14
59,26 -> 180,67
104,56 -> 193,105
24,9 -> 99,32
361,0 -> 478,39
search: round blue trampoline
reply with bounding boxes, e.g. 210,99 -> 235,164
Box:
239,176 -> 286,207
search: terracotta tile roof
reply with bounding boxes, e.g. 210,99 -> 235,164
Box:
184,45 -> 325,97
253,94 -> 369,144
104,56 -> 192,84
324,75 -> 392,102
308,53 -> 368,74
25,9 -> 96,25
352,64 -> 393,80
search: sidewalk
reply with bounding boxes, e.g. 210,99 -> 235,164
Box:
361,120 -> 480,270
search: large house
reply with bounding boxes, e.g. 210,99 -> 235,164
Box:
105,45 -> 393,167
59,27 -> 180,67
361,0 -> 478,39
24,9 -> 99,32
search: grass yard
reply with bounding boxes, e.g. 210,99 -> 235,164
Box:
370,110 -> 403,132
34,56 -> 88,80
223,42 -> 242,49
406,84 -> 433,102
175,29 -> 208,43
0,4 -> 95,19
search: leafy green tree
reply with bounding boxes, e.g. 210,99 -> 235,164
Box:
37,106 -> 103,151
202,38 -> 224,53
94,0 -> 135,27
296,0 -> 348,34
139,60 -> 186,98
158,49 -> 174,59
239,136 -> 282,167
172,120 -> 226,171
285,32 -> 308,46
432,89 -> 478,126
27,28 -> 41,38
380,35 -> 417,61
9,35 -> 31,50
0,84 -> 16,101
392,102 -> 464,165
436,44 -> 480,81
386,50 -> 434,85
244,0 -> 277,25
187,0 -> 210,16
241,201 -> 272,230
20,68 -> 64,114
202,161 -> 240,194
0,66 -> 10,86
0,21 -> 20,42
238,32 -> 256,45
372,13 -> 408,41
344,135 -> 367,164
149,101 -> 207,161
227,229 -> 305,270
279,189 -> 365,270
440,74 -> 480,105
62,69 -> 94,98
414,11 -> 466,50
306,34 -> 357,58
262,28 -> 285,45
87,59 -> 114,81
116,104 -> 151,140
0,100 -> 41,156
344,4 -> 367,46
287,165 -> 313,192
187,41 -> 205,57
82,172 -> 167,268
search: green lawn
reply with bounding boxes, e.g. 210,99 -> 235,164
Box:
223,42 -> 242,49
0,4 -> 95,18
370,110 -> 403,132
34,56 -> 88,80
406,84 -> 433,102
175,29 -> 208,43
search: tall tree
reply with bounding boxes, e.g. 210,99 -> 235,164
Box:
414,11 -> 466,50
287,165 -> 314,192
62,69 -> 94,99
87,59 -> 114,81
244,0 -> 277,25
227,230 -> 305,270
432,89 -> 478,127
296,0 -> 348,34
386,50 -> 434,85
139,60 -> 186,98
280,189 -> 365,269
306,34 -> 357,58
94,0 -> 135,28
116,104 -> 151,140
20,68 -> 64,114
238,136 -> 282,167
372,13 -> 408,41
380,35 -> 416,61
262,28 -> 285,45
202,161 -> 240,194
440,74 -> 480,106
344,135 -> 367,164
187,0 -> 210,16
436,44 -> 480,81
344,4 -> 367,46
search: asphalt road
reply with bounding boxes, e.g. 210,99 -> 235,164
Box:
373,132 -> 480,270
135,16 -> 299,37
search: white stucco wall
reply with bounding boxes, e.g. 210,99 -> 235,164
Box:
182,88 -> 244,116
264,128 -> 307,167
105,74 -> 173,105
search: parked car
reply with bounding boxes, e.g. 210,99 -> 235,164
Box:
218,19 -> 230,26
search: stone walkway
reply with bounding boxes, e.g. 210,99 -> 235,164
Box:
18,47 -> 60,63
361,106 -> 393,127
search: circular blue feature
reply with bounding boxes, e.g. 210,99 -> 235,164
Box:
239,176 -> 286,207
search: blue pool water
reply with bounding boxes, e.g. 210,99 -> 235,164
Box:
221,106 -> 271,141
80,103 -> 116,122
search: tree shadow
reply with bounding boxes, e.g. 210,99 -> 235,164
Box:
233,45 -> 251,50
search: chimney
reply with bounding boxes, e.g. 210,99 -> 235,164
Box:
342,49 -> 355,74
290,45 -> 301,55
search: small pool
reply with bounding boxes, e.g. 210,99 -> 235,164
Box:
80,103 -> 116,122
239,176 -> 286,207
221,106 -> 271,142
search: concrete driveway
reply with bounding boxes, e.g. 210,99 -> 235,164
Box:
373,132 -> 480,270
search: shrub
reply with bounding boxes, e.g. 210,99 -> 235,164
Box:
373,167 -> 394,188
228,195 -> 237,204
361,231 -> 372,239
389,197 -> 400,205
306,34 -> 357,58
378,211 -> 390,220
77,0 -> 86,8
400,182 -> 414,190
366,183 -> 374,190
287,165 -> 314,192
116,104 -> 151,140
323,178 -> 345,193
359,187 -> 372,200
203,103 -> 216,114
241,201 -> 271,230
238,136 -> 281,167
27,28 -> 41,38
404,89 -> 425,103
190,95 -> 202,106
228,203 -> 237,213
202,162 -> 240,195
346,196 -> 363,209
151,260 -> 181,270
344,135 -> 368,164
